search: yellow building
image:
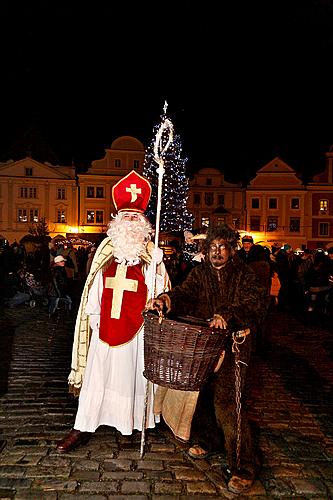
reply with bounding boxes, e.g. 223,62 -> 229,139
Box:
246,157 -> 307,248
0,157 -> 78,243
187,167 -> 245,230
1,137 -> 332,252
306,147 -> 333,249
76,136 -> 145,237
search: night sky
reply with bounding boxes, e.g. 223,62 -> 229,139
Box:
1,1 -> 333,183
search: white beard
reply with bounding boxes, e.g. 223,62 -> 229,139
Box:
107,213 -> 152,266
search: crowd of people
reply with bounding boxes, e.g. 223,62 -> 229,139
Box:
0,169 -> 333,495
164,232 -> 333,320
0,237 -> 99,314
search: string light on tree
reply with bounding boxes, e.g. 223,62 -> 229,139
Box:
143,102 -> 194,232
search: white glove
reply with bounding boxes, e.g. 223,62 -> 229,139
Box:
89,314 -> 100,331
151,247 -> 163,265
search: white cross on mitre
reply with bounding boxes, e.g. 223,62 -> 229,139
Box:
126,183 -> 142,203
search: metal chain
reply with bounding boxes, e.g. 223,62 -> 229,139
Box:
232,330 -> 248,471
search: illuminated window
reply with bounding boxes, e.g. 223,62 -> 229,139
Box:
217,217 -> 226,226
233,217 -> 240,228
319,199 -> 328,213
251,198 -> 259,209
18,209 -> 28,222
30,209 -> 38,222
267,217 -> 278,231
290,217 -> 300,232
86,210 -> 103,224
18,208 -> 38,222
201,217 -> 210,227
87,210 -> 95,223
57,209 -> 66,223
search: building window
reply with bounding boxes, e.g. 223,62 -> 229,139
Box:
87,186 -> 95,198
267,217 -> 278,231
86,210 -> 104,224
201,217 -> 210,227
217,217 -> 226,226
269,198 -> 277,209
205,193 -> 214,206
57,209 -> 66,223
18,209 -> 28,222
96,187 -> 104,198
206,178 -> 212,186
319,222 -> 329,236
87,210 -> 95,223
115,159 -> 121,168
194,193 -> 201,205
25,167 -> 33,176
133,160 -> 140,169
96,210 -> 104,223
18,208 -> 38,222
30,209 -> 39,222
251,198 -> 259,209
319,199 -> 328,214
290,217 -> 300,232
218,194 -> 225,206
250,216 -> 260,231
291,198 -> 300,209
57,188 -> 66,200
20,187 -> 37,198
233,217 -> 240,229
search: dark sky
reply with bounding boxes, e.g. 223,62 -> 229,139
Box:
1,1 -> 333,183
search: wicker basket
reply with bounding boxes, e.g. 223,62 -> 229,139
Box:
143,312 -> 230,391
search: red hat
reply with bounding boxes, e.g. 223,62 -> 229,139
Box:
112,170 -> 152,213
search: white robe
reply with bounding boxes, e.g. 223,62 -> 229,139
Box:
74,262 -> 168,435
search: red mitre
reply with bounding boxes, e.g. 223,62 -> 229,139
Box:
112,170 -> 152,213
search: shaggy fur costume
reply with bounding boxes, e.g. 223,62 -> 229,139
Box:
165,253 -> 269,479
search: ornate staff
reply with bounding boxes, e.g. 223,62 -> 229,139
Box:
150,101 -> 174,298
140,101 -> 174,458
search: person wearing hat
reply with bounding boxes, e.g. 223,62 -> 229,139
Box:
56,170 -> 170,453
238,235 -> 255,264
48,255 -> 72,317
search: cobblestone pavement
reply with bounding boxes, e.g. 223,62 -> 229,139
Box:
0,299 -> 332,499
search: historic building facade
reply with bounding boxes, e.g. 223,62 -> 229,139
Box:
0,136 -> 332,250
306,146 -> 333,249
187,167 -> 245,231
245,157 -> 307,249
76,136 -> 145,238
0,157 -> 78,243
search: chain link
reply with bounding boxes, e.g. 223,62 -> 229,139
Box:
232,330 -> 248,471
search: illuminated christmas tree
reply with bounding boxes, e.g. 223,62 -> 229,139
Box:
143,104 -> 193,232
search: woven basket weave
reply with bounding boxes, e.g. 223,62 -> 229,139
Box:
143,313 -> 230,391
